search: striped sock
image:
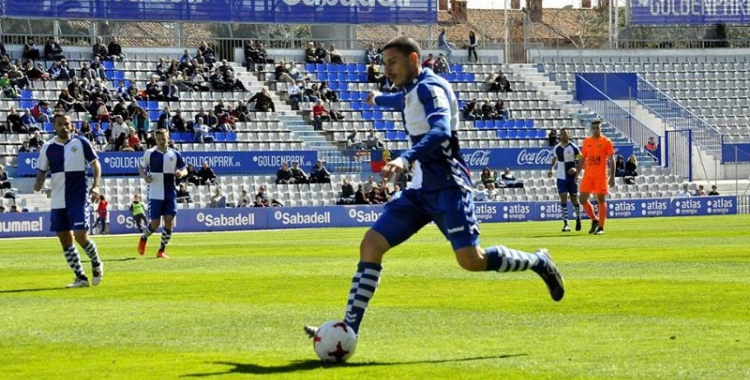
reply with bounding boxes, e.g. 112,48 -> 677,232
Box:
573,203 -> 581,220
141,225 -> 156,242
159,228 -> 172,251
63,245 -> 86,278
485,245 -> 541,272
344,261 -> 382,335
82,240 -> 101,267
561,202 -> 569,224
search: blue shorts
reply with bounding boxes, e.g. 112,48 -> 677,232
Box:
50,205 -> 90,233
149,199 -> 177,220
371,186 -> 480,251
556,178 -> 578,195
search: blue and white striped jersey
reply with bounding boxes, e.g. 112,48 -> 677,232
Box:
141,147 -> 186,201
553,142 -> 581,180
36,136 -> 97,210
374,68 -> 472,191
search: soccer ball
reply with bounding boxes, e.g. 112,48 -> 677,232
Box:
312,320 -> 358,363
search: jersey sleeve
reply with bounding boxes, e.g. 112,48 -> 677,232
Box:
140,149 -> 150,169
79,137 -> 98,163
373,91 -> 405,110
580,138 -> 589,158
606,138 -> 615,156
35,143 -> 49,171
571,142 -> 582,158
175,150 -> 187,171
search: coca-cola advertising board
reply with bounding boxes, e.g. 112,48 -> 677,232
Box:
439,147 -> 633,171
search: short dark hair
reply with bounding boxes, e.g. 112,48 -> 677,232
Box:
591,119 -> 602,126
381,36 -> 421,58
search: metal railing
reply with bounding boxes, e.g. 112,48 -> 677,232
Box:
636,76 -> 723,160
575,74 -> 659,154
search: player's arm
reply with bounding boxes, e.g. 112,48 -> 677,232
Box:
608,153 -> 616,187
33,170 -> 46,192
175,151 -> 188,178
33,144 -> 49,192
367,90 -> 405,110
139,151 -> 152,183
90,159 -> 102,194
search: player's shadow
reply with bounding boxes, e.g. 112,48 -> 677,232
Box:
182,354 -> 526,377
0,287 -> 67,294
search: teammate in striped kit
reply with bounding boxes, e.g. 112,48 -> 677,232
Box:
548,128 -> 582,232
304,37 -> 565,342
34,114 -> 104,288
138,129 -> 186,258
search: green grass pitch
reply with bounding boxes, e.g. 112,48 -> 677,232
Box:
1,215 -> 749,379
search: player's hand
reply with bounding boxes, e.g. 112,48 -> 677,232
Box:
365,90 -> 380,106
567,168 -> 577,176
143,175 -> 152,184
174,170 -> 183,178
547,170 -> 553,178
89,186 -> 100,203
608,176 -> 616,188
380,158 -> 405,181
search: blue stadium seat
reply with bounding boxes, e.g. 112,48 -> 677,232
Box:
386,131 -> 397,140
509,130 -> 521,139
226,131 -> 237,141
332,64 -> 345,72
513,119 -> 525,128
148,110 -> 160,121
315,63 -> 325,72
346,63 -> 358,73
497,130 -> 509,139
535,129 -> 545,139
358,73 -> 367,82
350,101 -> 361,110
385,121 -> 395,130
147,101 -> 159,110
524,119 -> 534,128
102,61 -> 115,70
475,120 -> 486,129
397,131 -> 408,140
374,121 -> 385,130
305,63 -> 315,72
362,110 -> 374,120
214,132 -> 227,142
373,111 -> 383,120
43,122 -> 54,133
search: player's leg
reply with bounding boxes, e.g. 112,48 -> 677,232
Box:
71,205 -> 103,285
51,208 -> 88,287
157,201 -> 177,258
568,178 -> 582,231
139,200 -> 163,255
594,193 -> 608,235
434,187 -> 564,301
579,176 -> 599,233
556,180 -> 570,232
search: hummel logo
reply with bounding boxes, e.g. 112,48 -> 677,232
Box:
447,226 -> 464,234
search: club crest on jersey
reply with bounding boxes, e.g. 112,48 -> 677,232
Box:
71,146 -> 78,153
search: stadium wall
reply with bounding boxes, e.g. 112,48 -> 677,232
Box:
530,48 -> 750,61
0,197 -> 738,238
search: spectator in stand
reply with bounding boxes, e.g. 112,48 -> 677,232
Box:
28,130 -> 44,150
677,184 -> 691,198
108,115 -> 129,143
125,129 -> 143,152
500,167 -> 524,189
365,43 -> 382,64
244,41 -> 259,71
319,81 -> 338,102
481,99 -> 497,119
79,121 -> 94,143
197,161 -> 217,185
91,122 -> 107,145
287,80 -> 303,108
494,99 -> 510,120
274,61 -> 295,84
44,36 -> 65,61
275,162 -> 294,184
157,106 -> 172,130
487,71 -> 512,92
433,54 -> 451,74
547,129 -> 558,147
290,161 -> 308,184
368,186 -> 386,204
5,107 -> 22,133
479,167 -> 495,188
314,43 -> 328,63
695,185 -> 707,196
184,163 -> 201,186
615,155 -> 626,177
305,42 -> 321,64
89,57 -> 108,80
355,184 -> 369,204
468,31 -> 479,62
171,110 -> 187,132
198,41 -> 216,65
162,78 -> 179,101
329,44 -> 344,64
249,87 -> 276,112
8,64 -> 29,90
20,109 -> 38,133
146,77 -> 163,100
23,38 -> 40,61
363,175 -> 378,194
309,159 -> 331,184
210,188 -> 227,208
708,185 -> 720,196
462,99 -> 478,121
474,184 -> 489,202
32,100 -> 53,123
338,179 -> 355,204
239,188 -> 252,207
644,136 -> 659,156
364,129 -> 384,150
346,130 -> 364,151
107,37 -> 124,61
206,110 -> 219,130
438,28 -> 454,62
421,53 -> 436,69
254,185 -> 282,207
625,155 -> 638,178
18,140 -> 33,153
312,99 -> 331,131
367,62 -> 383,83
193,119 -> 212,144
302,82 -> 320,103
92,37 -> 108,60
0,164 -> 11,191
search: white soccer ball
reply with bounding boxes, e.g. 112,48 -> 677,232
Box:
313,320 -> 358,363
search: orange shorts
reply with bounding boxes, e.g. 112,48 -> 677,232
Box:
580,174 -> 609,195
